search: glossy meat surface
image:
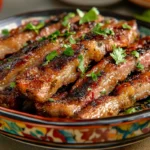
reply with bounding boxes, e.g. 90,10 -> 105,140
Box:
17,20 -> 138,103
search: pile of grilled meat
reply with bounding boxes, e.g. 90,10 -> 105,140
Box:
0,8 -> 150,119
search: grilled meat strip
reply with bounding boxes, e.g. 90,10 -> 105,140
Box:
77,71 -> 150,119
17,20 -> 138,103
0,16 -> 104,89
0,14 -> 79,59
36,36 -> 150,117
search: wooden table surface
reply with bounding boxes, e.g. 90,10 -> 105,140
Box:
0,0 -> 149,149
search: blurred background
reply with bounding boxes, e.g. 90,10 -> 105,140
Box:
0,0 -> 149,22
0,0 -> 149,150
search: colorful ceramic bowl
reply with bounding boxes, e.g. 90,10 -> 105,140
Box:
0,9 -> 149,149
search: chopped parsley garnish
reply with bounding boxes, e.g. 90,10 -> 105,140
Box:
100,90 -> 106,95
63,47 -> 74,56
43,50 -> 58,66
38,36 -> 47,42
62,13 -> 75,27
131,50 -> 139,58
48,30 -> 60,42
92,23 -> 114,36
10,82 -> 16,89
136,62 -> 144,71
86,72 -> 101,81
24,22 -> 45,34
87,88 -> 92,91
122,23 -> 131,30
79,7 -> 99,24
110,47 -> 126,65
125,107 -> 137,114
76,9 -> 85,17
63,30 -> 75,38
69,36 -> 76,44
48,98 -> 55,102
23,42 -> 28,47
1,29 -> 10,36
78,55 -> 85,75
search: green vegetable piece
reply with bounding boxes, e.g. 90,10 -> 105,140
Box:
69,36 -> 76,44
76,9 -> 85,17
125,107 -> 137,114
136,62 -> 144,71
131,50 -> 139,58
92,23 -> 114,36
122,23 -> 131,30
48,30 -> 60,42
135,10 -> 150,23
63,47 -> 74,56
25,22 -> 45,34
79,7 -> 99,24
1,29 -> 10,36
100,90 -> 106,95
10,82 -> 16,89
62,13 -> 75,27
87,88 -> 92,91
78,55 -> 85,74
110,47 -> 126,65
48,98 -> 55,102
43,50 -> 58,65
86,71 -> 101,81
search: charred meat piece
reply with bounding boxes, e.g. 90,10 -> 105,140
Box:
17,20 -> 138,103
0,14 -> 79,59
0,16 -> 104,89
36,36 -> 150,117
77,71 -> 150,119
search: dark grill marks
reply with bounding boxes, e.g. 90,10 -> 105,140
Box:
16,20 -> 138,103
77,71 -> 150,119
0,14 -> 67,60
47,44 -> 84,71
36,37 -> 150,118
0,16 -> 103,89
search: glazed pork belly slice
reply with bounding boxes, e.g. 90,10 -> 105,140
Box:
17,20 -> 138,103
0,17 -> 105,90
36,36 -> 150,117
77,71 -> 150,119
0,13 -> 80,59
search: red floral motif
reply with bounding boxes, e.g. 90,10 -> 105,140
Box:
81,128 -> 110,142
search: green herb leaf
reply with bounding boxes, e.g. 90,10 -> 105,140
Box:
110,47 -> 126,65
10,82 -> 16,89
136,62 -> 144,71
63,47 -> 74,56
25,22 -> 45,34
86,71 -> 101,81
76,9 -> 85,17
79,7 -> 99,24
135,10 -> 150,23
122,23 -> 131,30
131,50 -> 139,58
62,13 -> 75,27
125,107 -> 137,114
48,30 -> 60,42
43,50 -> 58,65
100,90 -> 106,95
87,88 -> 92,91
78,55 -> 85,74
92,23 -> 114,36
48,98 -> 55,102
69,36 -> 76,44
38,36 -> 47,42
1,29 -> 10,36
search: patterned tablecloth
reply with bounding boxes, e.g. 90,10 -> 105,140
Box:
0,0 -> 149,149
